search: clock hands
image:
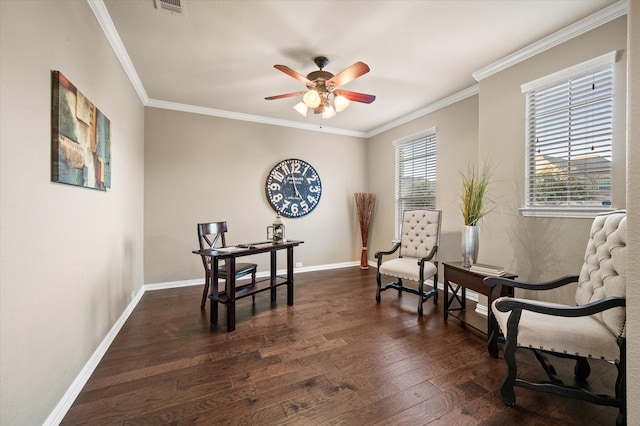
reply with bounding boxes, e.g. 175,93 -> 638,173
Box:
291,177 -> 302,198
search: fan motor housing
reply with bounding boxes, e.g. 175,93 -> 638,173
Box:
306,70 -> 334,83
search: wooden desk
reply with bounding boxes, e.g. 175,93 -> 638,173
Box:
443,262 -> 516,352
193,240 -> 303,331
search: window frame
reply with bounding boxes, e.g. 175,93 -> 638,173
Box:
392,128 -> 437,238
520,51 -> 618,219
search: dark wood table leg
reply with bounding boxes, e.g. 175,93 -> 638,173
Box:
227,258 -> 236,332
210,258 -> 219,327
270,250 -> 277,302
287,246 -> 294,306
444,277 -> 450,320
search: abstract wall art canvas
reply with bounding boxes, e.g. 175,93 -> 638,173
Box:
51,70 -> 111,191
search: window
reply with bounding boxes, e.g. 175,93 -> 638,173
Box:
521,51 -> 616,218
393,129 -> 437,237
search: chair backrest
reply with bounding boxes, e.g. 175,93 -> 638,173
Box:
575,210 -> 626,337
398,210 -> 441,259
197,222 -> 229,271
197,222 -> 229,251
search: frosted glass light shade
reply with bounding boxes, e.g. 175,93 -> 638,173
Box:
322,104 -> 336,119
293,101 -> 308,116
302,90 -> 321,108
334,94 -> 350,112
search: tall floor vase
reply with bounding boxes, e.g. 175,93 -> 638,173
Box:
354,193 -> 376,270
462,225 -> 479,267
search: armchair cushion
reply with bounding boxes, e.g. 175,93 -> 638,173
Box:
492,298 -> 621,362
379,257 -> 437,282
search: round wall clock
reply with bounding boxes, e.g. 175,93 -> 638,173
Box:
265,158 -> 322,218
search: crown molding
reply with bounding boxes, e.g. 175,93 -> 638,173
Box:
472,0 -> 627,82
87,0 -> 149,103
145,98 -> 367,137
366,85 -> 479,138
89,0 -> 625,138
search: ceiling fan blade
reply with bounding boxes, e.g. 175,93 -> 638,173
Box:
334,89 -> 376,104
274,65 -> 315,86
265,91 -> 306,100
326,62 -> 370,88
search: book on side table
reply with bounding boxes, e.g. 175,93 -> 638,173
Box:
469,263 -> 506,276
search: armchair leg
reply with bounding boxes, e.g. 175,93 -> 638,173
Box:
375,271 -> 382,303
417,277 -> 424,316
487,312 -> 500,358
433,272 -> 438,304
500,310 -> 521,406
615,337 -> 626,426
574,357 -> 591,381
500,336 -> 517,406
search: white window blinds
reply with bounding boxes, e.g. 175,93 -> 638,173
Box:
522,52 -> 615,213
394,131 -> 437,236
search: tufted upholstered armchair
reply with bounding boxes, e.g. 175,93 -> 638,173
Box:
375,210 -> 441,316
484,210 -> 626,425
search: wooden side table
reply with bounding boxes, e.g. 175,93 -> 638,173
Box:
443,262 -> 516,355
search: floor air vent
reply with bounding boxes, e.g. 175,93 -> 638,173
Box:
154,0 -> 184,14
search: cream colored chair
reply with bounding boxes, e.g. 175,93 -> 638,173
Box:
375,209 -> 441,316
485,210 -> 626,425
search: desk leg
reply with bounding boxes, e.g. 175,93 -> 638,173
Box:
227,259 -> 236,332
286,246 -> 294,306
270,251 -> 277,302
444,278 -> 450,320
210,258 -> 219,327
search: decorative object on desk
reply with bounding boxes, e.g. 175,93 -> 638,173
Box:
51,71 -> 111,191
354,192 -> 376,269
459,161 -> 493,267
265,158 -> 322,218
469,263 -> 506,276
267,213 -> 286,243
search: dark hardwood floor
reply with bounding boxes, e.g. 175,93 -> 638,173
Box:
62,267 -> 619,425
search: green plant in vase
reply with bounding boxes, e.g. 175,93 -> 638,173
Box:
460,162 -> 492,267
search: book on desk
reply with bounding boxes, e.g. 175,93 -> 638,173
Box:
469,263 -> 507,276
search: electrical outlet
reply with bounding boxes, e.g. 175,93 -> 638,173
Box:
296,262 -> 303,268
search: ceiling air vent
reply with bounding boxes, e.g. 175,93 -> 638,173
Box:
154,0 -> 184,14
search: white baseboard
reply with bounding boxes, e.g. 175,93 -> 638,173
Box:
47,259 -> 485,424
46,260 -> 360,424
44,286 -> 145,425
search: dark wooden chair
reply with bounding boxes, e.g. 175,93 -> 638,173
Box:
375,209 -> 441,316
197,222 -> 257,309
484,210 -> 627,425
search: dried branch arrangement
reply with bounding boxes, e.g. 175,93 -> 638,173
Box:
354,192 -> 376,269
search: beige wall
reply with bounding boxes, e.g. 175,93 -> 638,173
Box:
479,16 -> 627,304
1,1 -> 637,424
626,2 -> 639,424
144,108 -> 366,284
366,95 -> 479,276
0,1 -> 145,425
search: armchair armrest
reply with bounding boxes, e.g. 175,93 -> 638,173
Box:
418,245 -> 438,265
485,274 -> 579,291
484,274 -> 579,301
495,296 -> 625,317
375,242 -> 401,259
375,242 -> 401,268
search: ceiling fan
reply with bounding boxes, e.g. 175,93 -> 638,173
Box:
265,56 -> 376,118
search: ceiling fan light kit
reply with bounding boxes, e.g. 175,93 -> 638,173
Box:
266,56 -> 375,119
